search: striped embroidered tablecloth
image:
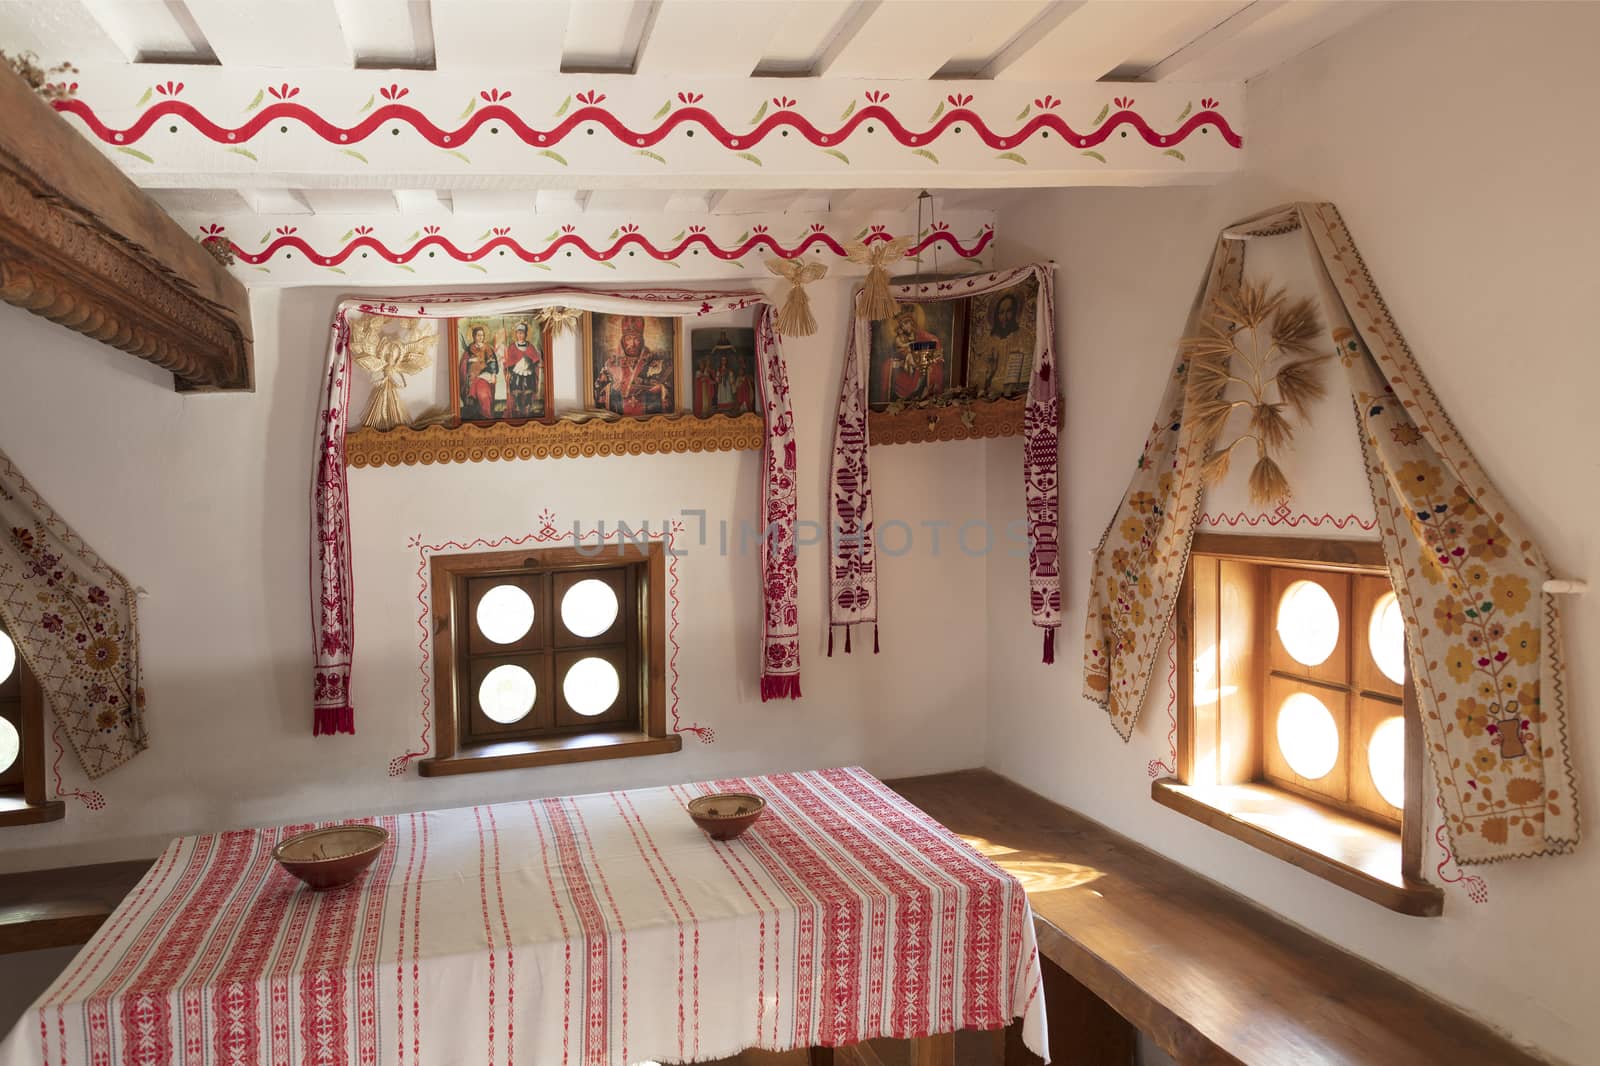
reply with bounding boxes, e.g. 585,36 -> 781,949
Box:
1,768 -> 1048,1066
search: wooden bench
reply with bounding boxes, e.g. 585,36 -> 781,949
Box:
887,770 -> 1545,1066
0,860 -> 152,956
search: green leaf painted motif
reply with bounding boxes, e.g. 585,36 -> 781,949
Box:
911,148 -> 939,164
395,264 -> 416,273
245,89 -> 264,112
326,266 -> 347,275
466,263 -> 488,273
538,149 -> 568,166
671,230 -> 686,242
406,230 -> 420,241
853,226 -> 870,240
479,230 -> 493,241
929,101 -> 945,122
136,87 -> 152,108
653,99 -> 671,119
637,149 -> 667,164
116,147 -> 154,163
1092,103 -> 1109,126
226,147 -> 258,161
459,97 -> 476,119
259,231 -> 271,245
821,148 -> 850,165
340,149 -> 369,163
997,151 -> 1028,165
840,100 -> 856,121
665,260 -> 681,269
251,266 -> 270,273
339,229 -> 354,242
1081,150 -> 1106,163
1163,148 -> 1185,161
1176,101 -> 1192,123
608,228 -> 620,240
544,229 -> 561,242
736,231 -> 750,243
736,151 -> 762,166
1014,103 -> 1030,121
359,94 -> 375,114
600,261 -> 617,270
554,95 -> 571,117
445,149 -> 471,164
748,100 -> 768,125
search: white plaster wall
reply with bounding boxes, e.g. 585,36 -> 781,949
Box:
0,275 -> 988,883
985,3 -> 1600,1063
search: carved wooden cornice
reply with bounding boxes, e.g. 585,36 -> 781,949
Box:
867,396 -> 1026,445
346,413 -> 765,468
0,69 -> 251,391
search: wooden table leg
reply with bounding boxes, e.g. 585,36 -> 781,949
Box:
909,1033 -> 955,1066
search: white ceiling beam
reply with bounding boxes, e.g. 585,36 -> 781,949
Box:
830,188 -> 915,213
335,0 -> 436,68
146,188 -> 253,216
241,189 -> 314,215
663,190 -> 713,214
1147,0 -> 1386,83
77,0 -> 215,62
819,1 -> 1049,81
432,1 -> 570,72
583,189 -> 678,213
633,0 -> 786,78
393,189 -> 450,213
450,190 -> 536,214
751,1 -> 859,76
561,0 -> 656,73
535,189 -> 587,214
932,0 -> 1056,78
299,189 -> 402,214
787,191 -> 832,214
992,0 -> 1251,82
0,0 -> 134,65
183,0 -> 354,67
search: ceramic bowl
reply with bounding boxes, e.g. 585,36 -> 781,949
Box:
273,824 -> 390,890
687,792 -> 767,841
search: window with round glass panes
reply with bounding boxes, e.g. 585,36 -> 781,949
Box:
0,628 -> 20,789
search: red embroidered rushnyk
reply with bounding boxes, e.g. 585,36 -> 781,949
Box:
1,769 -> 1047,1066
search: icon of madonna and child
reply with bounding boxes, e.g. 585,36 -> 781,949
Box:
452,316 -> 551,423
866,300 -> 966,410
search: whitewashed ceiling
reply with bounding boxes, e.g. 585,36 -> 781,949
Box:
0,0 -> 1386,285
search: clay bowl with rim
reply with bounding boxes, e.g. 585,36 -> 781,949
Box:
687,792 -> 767,841
273,824 -> 390,891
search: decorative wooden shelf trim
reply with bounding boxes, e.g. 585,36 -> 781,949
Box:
0,858 -> 153,955
868,396 -> 1025,445
346,412 -> 765,468
0,70 -> 251,391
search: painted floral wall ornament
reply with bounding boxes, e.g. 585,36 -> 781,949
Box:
351,315 -> 436,431
1183,279 -> 1330,505
533,304 -> 582,340
845,237 -> 913,321
764,257 -> 828,337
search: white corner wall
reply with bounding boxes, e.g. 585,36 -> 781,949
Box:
985,3 -> 1600,1063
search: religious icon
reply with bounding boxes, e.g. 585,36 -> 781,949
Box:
866,299 -> 966,410
583,312 -> 682,417
964,275 -> 1038,399
690,328 -> 758,418
450,315 -> 553,423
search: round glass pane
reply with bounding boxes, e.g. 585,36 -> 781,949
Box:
0,630 -> 14,685
561,579 -> 619,638
1367,716 -> 1407,809
1368,591 -> 1406,685
1276,691 -> 1340,780
478,664 -> 536,724
0,718 -> 17,776
563,657 -> 620,717
1276,580 -> 1340,667
476,584 -> 535,645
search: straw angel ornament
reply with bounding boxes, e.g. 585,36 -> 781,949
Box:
352,315 -> 438,431
844,236 -> 913,321
764,257 -> 828,337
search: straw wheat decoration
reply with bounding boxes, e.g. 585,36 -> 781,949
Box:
533,305 -> 583,340
844,237 -> 913,321
1183,281 -> 1331,505
764,257 -> 828,337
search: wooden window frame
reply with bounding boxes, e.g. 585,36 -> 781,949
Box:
0,626 -> 65,828
418,541 -> 680,777
1153,533 -> 1442,916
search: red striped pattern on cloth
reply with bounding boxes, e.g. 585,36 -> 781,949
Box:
0,770 -> 1046,1066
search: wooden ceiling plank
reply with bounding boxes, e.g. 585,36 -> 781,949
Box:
431,1 -> 570,73
633,0 -> 785,78
0,67 -> 251,389
992,0 -> 1252,82
0,0 -> 132,66
821,1 -> 1049,81
76,0 -> 215,63
930,0 -> 1056,78
560,0 -> 655,73
183,0 -> 354,68
751,0 -> 859,76
335,0 -> 436,69
1148,0 -> 1385,82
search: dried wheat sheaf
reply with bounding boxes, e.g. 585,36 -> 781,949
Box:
1184,281 -> 1331,505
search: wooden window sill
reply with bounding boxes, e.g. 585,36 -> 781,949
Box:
1151,779 -> 1443,917
0,795 -> 65,828
418,730 -> 682,777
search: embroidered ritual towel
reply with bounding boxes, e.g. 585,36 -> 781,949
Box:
0,447 -> 147,777
1083,203 -> 1577,865
0,768 -> 1048,1066
828,264 -> 1061,659
312,287 -> 802,736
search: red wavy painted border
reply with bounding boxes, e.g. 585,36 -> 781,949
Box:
51,723 -> 107,810
1434,795 -> 1489,903
1201,509 -> 1377,531
221,227 -> 991,268
57,98 -> 1242,152
388,515 -> 706,777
